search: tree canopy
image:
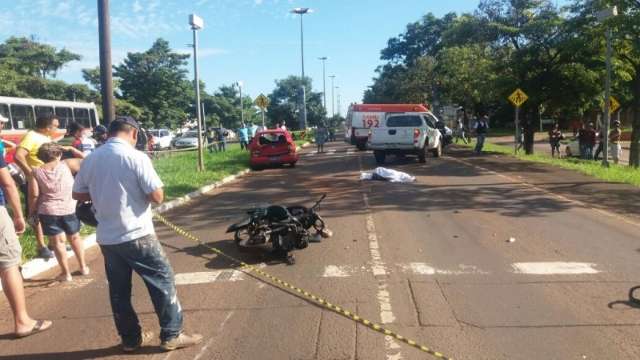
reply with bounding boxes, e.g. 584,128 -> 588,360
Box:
365,0 -> 640,164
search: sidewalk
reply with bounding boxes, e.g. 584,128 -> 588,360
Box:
487,134 -> 630,165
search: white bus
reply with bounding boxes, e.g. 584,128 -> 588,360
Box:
0,96 -> 100,144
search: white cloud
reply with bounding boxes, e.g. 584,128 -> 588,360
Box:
133,0 -> 143,13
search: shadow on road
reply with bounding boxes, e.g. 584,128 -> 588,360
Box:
0,344 -> 164,359
608,286 -> 640,310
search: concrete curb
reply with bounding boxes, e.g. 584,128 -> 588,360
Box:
9,141 -> 311,287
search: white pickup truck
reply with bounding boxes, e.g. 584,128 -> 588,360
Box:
368,111 -> 445,164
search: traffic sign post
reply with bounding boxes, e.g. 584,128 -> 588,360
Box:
255,94 -> 270,128
508,89 -> 528,154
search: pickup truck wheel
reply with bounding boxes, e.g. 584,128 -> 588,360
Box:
418,146 -> 427,163
374,150 -> 386,164
432,141 -> 442,158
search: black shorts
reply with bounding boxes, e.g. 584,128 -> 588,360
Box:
39,214 -> 81,236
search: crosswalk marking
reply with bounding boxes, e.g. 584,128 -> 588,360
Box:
170,262 -> 603,286
512,262 -> 599,275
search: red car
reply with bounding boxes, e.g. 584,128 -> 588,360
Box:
249,129 -> 299,169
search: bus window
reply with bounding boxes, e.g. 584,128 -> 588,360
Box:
10,105 -> 35,129
90,109 -> 98,127
55,107 -> 73,129
73,108 -> 90,128
35,106 -> 54,120
0,103 -> 11,130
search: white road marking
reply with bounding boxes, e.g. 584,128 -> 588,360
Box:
322,265 -> 351,278
347,149 -> 355,155
398,262 -> 489,275
359,150 -> 403,360
193,311 -> 235,360
512,262 -> 600,275
174,270 -> 246,285
327,149 -> 336,154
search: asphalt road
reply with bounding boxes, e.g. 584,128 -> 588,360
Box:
2,141 -> 640,360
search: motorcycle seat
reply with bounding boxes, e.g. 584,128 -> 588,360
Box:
266,205 -> 291,222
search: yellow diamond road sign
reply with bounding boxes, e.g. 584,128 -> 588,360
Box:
609,96 -> 620,114
255,94 -> 270,110
508,88 -> 528,107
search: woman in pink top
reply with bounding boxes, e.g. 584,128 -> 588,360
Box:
28,143 -> 88,282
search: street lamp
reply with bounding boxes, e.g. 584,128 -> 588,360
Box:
335,86 -> 341,117
329,75 -> 336,117
189,13 -> 205,172
235,81 -> 244,126
318,57 -> 328,115
291,7 -> 312,129
596,6 -> 617,167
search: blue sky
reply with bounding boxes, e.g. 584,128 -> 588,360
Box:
0,0 -> 559,115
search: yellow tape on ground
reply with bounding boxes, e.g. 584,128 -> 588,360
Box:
154,213 -> 454,360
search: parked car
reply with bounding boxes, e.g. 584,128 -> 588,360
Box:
249,129 -> 299,170
173,130 -> 201,148
149,128 -> 173,150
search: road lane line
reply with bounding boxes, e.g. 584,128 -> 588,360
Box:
327,149 -> 336,154
193,311 -> 235,360
512,262 -> 600,275
347,149 -> 355,155
359,151 -> 403,360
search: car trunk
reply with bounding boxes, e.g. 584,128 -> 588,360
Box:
371,114 -> 423,146
255,133 -> 291,157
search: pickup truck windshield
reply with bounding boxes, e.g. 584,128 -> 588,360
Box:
386,115 -> 423,127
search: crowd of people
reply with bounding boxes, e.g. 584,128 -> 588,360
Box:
0,114 -> 202,352
453,112 -> 623,164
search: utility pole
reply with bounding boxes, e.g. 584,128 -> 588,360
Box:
97,0 -> 115,124
318,57 -> 328,115
189,14 -> 205,172
329,75 -> 336,117
291,8 -> 311,130
236,81 -> 244,125
336,86 -> 341,117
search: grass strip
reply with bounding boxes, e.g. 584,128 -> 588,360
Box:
461,140 -> 640,187
19,143 -> 250,261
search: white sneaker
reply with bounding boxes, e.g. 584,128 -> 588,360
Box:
81,267 -> 90,276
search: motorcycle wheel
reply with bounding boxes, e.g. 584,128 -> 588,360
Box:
234,228 -> 251,244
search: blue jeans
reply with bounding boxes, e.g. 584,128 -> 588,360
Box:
100,235 -> 183,345
475,134 -> 486,153
580,144 -> 593,160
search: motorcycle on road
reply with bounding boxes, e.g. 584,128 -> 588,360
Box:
226,194 -> 331,265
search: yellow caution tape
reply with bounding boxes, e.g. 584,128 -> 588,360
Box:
154,213 -> 454,360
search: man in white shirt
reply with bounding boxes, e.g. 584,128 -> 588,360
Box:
73,117 -> 202,353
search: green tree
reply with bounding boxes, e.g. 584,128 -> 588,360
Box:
266,76 -> 325,130
114,38 -> 193,127
0,37 -> 80,78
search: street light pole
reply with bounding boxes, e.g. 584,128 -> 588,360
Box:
291,8 -> 311,130
97,0 -> 115,125
596,6 -> 617,167
236,81 -> 244,126
318,57 -> 328,115
329,75 -> 335,117
189,14 -> 205,172
336,86 -> 341,117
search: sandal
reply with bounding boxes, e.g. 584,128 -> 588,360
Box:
15,319 -> 52,338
